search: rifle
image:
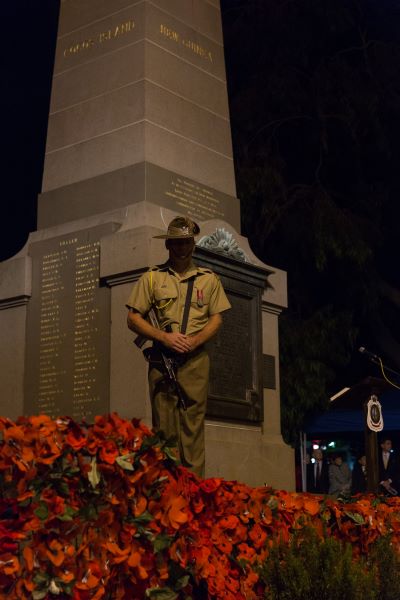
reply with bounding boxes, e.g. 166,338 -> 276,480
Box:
134,307 -> 187,411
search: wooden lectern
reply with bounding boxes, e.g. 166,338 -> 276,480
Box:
332,378 -> 389,493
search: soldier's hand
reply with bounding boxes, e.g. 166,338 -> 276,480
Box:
162,332 -> 191,353
186,335 -> 201,352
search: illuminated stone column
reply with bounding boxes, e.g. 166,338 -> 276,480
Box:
38,0 -> 240,229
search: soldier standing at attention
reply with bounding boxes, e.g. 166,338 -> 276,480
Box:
126,216 -> 231,477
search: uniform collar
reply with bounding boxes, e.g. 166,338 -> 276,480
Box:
167,260 -> 198,280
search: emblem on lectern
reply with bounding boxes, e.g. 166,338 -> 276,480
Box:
366,394 -> 384,432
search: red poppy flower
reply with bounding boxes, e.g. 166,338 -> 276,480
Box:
200,478 -> 222,493
66,426 -> 87,451
45,539 -> 65,567
99,440 -> 119,464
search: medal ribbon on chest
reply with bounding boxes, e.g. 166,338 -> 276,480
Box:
197,288 -> 204,307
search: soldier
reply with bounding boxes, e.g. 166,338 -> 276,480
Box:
126,216 -> 231,477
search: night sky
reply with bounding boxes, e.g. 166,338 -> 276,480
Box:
1,0 -> 59,262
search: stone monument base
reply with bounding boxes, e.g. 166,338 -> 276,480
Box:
206,424 -> 294,489
0,205 -> 294,490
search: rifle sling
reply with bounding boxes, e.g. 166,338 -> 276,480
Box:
181,276 -> 195,335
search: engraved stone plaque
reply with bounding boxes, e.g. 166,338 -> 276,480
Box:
24,225 -> 114,420
147,163 -> 240,229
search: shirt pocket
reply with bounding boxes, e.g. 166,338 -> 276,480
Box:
153,283 -> 177,310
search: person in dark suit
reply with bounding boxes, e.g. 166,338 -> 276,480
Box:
378,438 -> 398,495
351,455 -> 367,495
306,448 -> 330,494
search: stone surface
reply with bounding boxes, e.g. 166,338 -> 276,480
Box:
47,80 -> 232,158
144,121 -> 236,195
50,41 -> 145,114
0,256 -> 31,305
43,0 -> 235,204
59,0 -> 222,44
38,165 -> 240,230
0,305 -> 27,419
205,423 -> 294,489
145,42 -> 230,118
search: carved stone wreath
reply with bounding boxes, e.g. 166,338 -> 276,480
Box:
197,228 -> 249,263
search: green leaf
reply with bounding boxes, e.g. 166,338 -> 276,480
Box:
133,510 -> 154,524
163,446 -> 179,463
80,503 -> 98,521
64,466 -> 80,476
58,505 -> 77,521
115,453 -> 136,471
153,534 -> 173,553
18,498 -> 32,508
34,502 -> 49,521
57,512 -> 73,521
267,496 -> 278,511
57,480 -> 70,496
145,587 -> 178,600
32,591 -> 49,600
344,511 -> 365,525
175,575 -> 190,590
140,436 -> 160,452
88,457 -> 101,488
33,572 -> 49,585
63,583 -> 74,595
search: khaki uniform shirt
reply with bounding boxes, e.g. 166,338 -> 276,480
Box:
126,262 -> 231,335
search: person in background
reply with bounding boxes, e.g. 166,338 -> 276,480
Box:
306,448 -> 329,494
351,454 -> 367,495
378,438 -> 398,495
329,454 -> 352,498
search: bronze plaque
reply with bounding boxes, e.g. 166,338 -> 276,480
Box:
208,292 -> 252,400
24,225 -> 113,420
194,247 -> 271,422
206,275 -> 263,422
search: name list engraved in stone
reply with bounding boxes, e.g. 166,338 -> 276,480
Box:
37,247 -> 69,415
166,176 -> 224,220
72,241 -> 101,420
24,226 -> 112,420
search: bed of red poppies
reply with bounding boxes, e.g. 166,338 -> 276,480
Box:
1,413 -> 400,599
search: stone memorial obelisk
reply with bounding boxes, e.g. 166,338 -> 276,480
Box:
0,0 -> 294,488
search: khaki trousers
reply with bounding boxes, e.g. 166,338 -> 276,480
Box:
148,348 -> 209,477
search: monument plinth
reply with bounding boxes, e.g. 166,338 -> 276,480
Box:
0,0 -> 294,489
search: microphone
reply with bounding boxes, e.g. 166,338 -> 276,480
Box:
359,347 -> 380,361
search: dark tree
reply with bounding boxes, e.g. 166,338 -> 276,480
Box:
221,0 -> 400,443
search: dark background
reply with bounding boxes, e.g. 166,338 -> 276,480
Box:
1,0 -> 400,443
